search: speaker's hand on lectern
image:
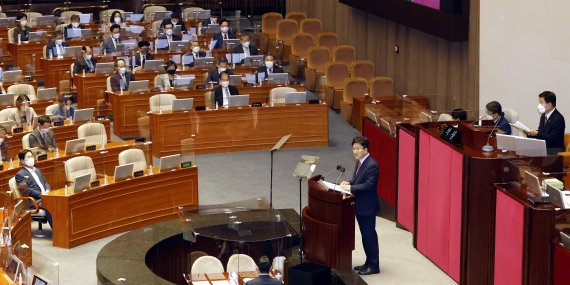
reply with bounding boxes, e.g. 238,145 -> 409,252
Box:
340,181 -> 351,191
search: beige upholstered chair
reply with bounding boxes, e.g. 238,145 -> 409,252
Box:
60,11 -> 81,23
368,76 -> 395,99
226,254 -> 258,273
118,148 -> 147,173
22,133 -> 31,149
300,18 -> 322,38
259,12 -> 283,54
304,46 -> 331,91
191,256 -> 225,274
317,32 -> 338,50
350,60 -> 375,80
151,20 -> 162,36
438,114 -> 453,121
324,62 -> 349,109
340,77 -> 368,123
106,76 -> 112,92
45,104 -> 59,116
25,12 -> 43,27
275,19 -> 298,62
77,122 -> 107,146
183,7 -> 204,17
285,12 -> 306,25
503,108 -> 520,136
65,156 -> 97,183
149,94 -> 176,113
289,33 -> 315,77
7,84 -> 36,101
137,115 -> 150,141
144,6 -> 166,22
333,45 -> 356,65
7,28 -> 15,44
9,177 -> 48,235
0,108 -> 14,121
270,87 -> 297,104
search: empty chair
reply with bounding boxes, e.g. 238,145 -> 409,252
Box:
289,33 -> 315,77
340,77 -> 368,123
333,45 -> 356,65
78,122 -> 107,146
7,28 -> 15,44
151,20 -> 162,36
183,7 -> 204,16
188,251 -> 209,272
368,76 -> 395,98
300,18 -> 322,38
304,46 -> 331,91
45,104 -> 59,115
350,60 -> 375,80
60,11 -> 81,23
7,84 -> 37,101
285,12 -> 306,25
25,12 -> 43,26
226,254 -> 258,273
191,256 -> 225,274
64,156 -> 97,183
502,108 -> 520,136
138,115 -> 150,142
22,133 -> 31,149
144,6 -> 166,21
118,148 -> 147,173
324,62 -> 350,109
149,94 -> 176,113
438,113 -> 453,121
270,87 -> 297,104
276,19 -> 299,62
317,32 -> 338,50
0,108 -> 15,121
259,12 -> 283,54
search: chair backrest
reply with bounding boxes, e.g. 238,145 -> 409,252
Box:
0,108 -> 14,121
300,18 -> 322,37
276,19 -> 298,43
191,256 -> 225,274
188,251 -> 208,271
285,12 -> 306,25
502,108 -> 519,136
149,94 -> 177,113
106,76 -> 112,92
138,115 -> 150,141
45,104 -> 59,115
118,148 -> 147,173
22,133 -> 31,149
61,11 -> 81,23
317,32 -> 338,50
9,177 -> 18,194
25,12 -> 43,26
65,156 -> 97,182
8,28 -> 15,44
565,133 -> 570,151
226,254 -> 258,273
204,91 -> 214,109
183,7 -> 204,14
262,12 -> 283,35
7,84 -> 37,101
325,62 -> 349,88
270,87 -> 296,104
350,60 -> 375,80
153,74 -> 163,87
333,45 -> 356,65
77,122 -> 107,146
100,9 -> 125,23
307,46 -> 331,71
151,20 -> 162,34
291,33 -> 315,57
368,76 -> 395,98
342,77 -> 368,104
144,6 -> 167,21
438,113 -> 453,122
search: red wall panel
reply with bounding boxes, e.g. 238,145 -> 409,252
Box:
494,190 -> 524,285
396,129 -> 416,232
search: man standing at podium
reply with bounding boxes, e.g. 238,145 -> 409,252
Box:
340,136 -> 380,275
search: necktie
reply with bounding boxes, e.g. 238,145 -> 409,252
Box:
120,75 -> 126,90
194,53 -> 199,59
223,87 -> 230,106
244,47 -> 250,57
356,161 -> 361,175
224,33 -> 228,40
57,44 -> 63,56
86,57 -> 93,71
42,133 -> 49,145
141,56 -> 144,68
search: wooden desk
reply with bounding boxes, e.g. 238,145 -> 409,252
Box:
352,95 -> 429,132
42,166 -> 199,248
2,80 -> 38,90
186,272 -> 262,285
0,28 -> 14,65
3,120 -> 110,159
149,103 -> 329,157
40,57 -> 74,88
6,211 -> 32,267
7,42 -> 47,82
73,73 -> 110,109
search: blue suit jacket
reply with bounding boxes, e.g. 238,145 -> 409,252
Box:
212,31 -> 236,49
348,155 -> 380,216
245,275 -> 282,285
101,37 -> 122,54
495,116 -> 511,135
207,69 -> 233,83
46,41 -> 69,57
15,167 -> 51,208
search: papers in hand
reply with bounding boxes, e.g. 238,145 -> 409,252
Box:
510,120 -> 530,132
319,180 -> 351,195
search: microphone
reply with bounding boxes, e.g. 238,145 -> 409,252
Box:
482,117 -> 500,152
321,165 -> 343,180
470,115 -> 487,125
333,166 -> 346,191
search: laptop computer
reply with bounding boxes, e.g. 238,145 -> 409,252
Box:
0,94 -> 15,106
27,31 -> 45,43
525,171 -> 549,204
94,62 -> 115,74
267,73 -> 289,85
37,88 -> 57,101
547,184 -> 570,209
159,154 -> 181,172
5,255 -> 23,283
65,138 -> 86,155
73,172 -> 92,193
73,108 -> 94,122
127,80 -> 149,93
228,95 -> 249,108
2,70 -> 22,82
223,39 -> 241,50
143,60 -> 164,71
173,76 -> 195,89
242,55 -> 264,67
284,92 -> 307,104
194,57 -> 215,68
114,163 -> 134,182
172,98 -> 194,111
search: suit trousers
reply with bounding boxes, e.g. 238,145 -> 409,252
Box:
356,214 -> 379,270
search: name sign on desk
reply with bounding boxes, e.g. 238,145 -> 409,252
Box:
37,153 -> 48,161
96,116 -> 106,121
251,102 -> 262,107
86,145 -> 97,151
12,127 -> 23,133
53,121 -> 64,126
195,106 -> 206,111
181,161 -> 192,168
90,180 -> 100,187
133,170 -> 144,177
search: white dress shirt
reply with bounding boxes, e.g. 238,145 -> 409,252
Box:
24,166 -> 47,194
222,87 -> 230,106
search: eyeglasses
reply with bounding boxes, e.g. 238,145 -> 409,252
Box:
352,147 -> 364,151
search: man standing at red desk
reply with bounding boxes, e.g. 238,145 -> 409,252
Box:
340,136 -> 380,275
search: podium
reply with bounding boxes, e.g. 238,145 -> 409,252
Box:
302,175 -> 355,271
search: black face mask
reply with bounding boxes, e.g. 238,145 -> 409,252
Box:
167,69 -> 176,75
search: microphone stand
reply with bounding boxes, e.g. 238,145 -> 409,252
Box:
482,117 -> 501,152
269,134 -> 292,209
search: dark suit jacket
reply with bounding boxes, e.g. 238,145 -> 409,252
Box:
212,31 -> 236,49
101,37 -> 122,54
348,155 -> 380,216
257,65 -> 284,75
184,52 -> 206,67
233,45 -> 259,56
160,19 -> 187,32
531,108 -> 566,149
213,85 -> 239,107
110,72 -> 134,92
245,275 -> 282,285
207,69 -> 233,83
73,56 -> 97,74
46,41 -> 69,57
0,141 -> 10,162
28,129 -> 57,152
15,167 -> 51,207
14,26 -> 32,42
63,23 -> 86,38
157,34 -> 182,50
495,116 -> 511,135
133,52 -> 155,68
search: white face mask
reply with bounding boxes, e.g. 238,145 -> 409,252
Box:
20,20 -> 27,27
39,127 -> 49,134
218,67 -> 227,72
85,54 -> 92,60
25,157 -> 35,167
165,29 -> 173,36
265,61 -> 274,69
114,17 -> 122,24
220,26 -> 229,33
220,81 -> 230,88
537,103 -> 546,114
55,39 -> 64,45
242,41 -> 250,48
172,20 -> 179,25
113,33 -> 120,39
192,46 -> 201,53
118,67 -> 126,74
72,22 -> 80,28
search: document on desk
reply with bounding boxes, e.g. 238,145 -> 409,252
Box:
320,180 -> 351,195
210,280 -> 232,285
191,282 -> 211,285
510,121 -> 531,132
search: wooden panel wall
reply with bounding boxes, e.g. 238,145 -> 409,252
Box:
287,0 -> 479,113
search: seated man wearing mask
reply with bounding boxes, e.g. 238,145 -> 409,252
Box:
207,57 -> 233,83
110,59 -> 134,92
213,72 -> 239,108
133,40 -> 154,71
212,19 -> 236,49
15,149 -> 53,228
184,41 -> 206,67
73,46 -> 97,74
64,14 -> 85,39
161,13 -> 187,33
257,53 -> 283,81
157,23 -> 182,51
233,34 -> 258,62
46,31 -> 69,58
526,91 -> 566,155
29,115 -> 56,153
101,24 -> 122,54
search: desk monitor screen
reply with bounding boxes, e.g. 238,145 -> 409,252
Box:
0,94 -> 15,106
229,75 -> 242,86
267,73 -> 289,85
127,80 -> 149,93
5,255 -> 22,282
129,13 -> 144,23
243,55 -> 264,67
114,163 -> 134,182
32,274 -> 51,285
228,95 -> 249,108
285,92 -> 307,104
525,171 -> 544,199
496,134 -> 517,151
2,70 -> 22,83
515,136 -> 547,157
223,39 -> 241,50
159,154 -> 181,172
73,172 -> 91,193
206,24 -> 221,33
0,17 -> 15,28
64,46 -> 82,58
94,62 -> 115,74
37,88 -> 57,101
546,184 -> 567,209
28,31 -> 45,43
173,76 -> 195,89
152,11 -> 172,21
143,60 -> 164,71
73,108 -> 94,122
35,15 -> 56,26
74,28 -> 92,39
190,9 -> 211,20
194,57 -> 215,68
169,40 -> 189,51
65,138 -> 86,155
172,98 -> 194,111
79,13 -> 92,24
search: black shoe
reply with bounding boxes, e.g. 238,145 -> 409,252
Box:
353,264 -> 367,271
358,267 -> 380,275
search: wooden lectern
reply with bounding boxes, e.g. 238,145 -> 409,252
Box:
303,175 -> 355,271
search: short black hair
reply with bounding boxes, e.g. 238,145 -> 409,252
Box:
53,30 -> 63,38
171,13 -> 180,20
138,40 -> 150,48
352,136 -> 369,149
110,10 -> 122,22
16,94 -> 30,104
38,115 -> 51,125
18,149 -> 32,161
257,256 -> 271,273
70,14 -> 80,21
451,108 -> 467,120
165,60 -> 177,70
219,71 -> 230,80
109,23 -> 121,32
263,53 -> 275,61
17,14 -> 27,21
539,91 -> 556,107
485,101 -> 504,116
217,57 -> 229,64
219,19 -> 230,26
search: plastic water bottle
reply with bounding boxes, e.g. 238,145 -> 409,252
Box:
148,165 -> 153,175
82,68 -> 86,77
103,175 -> 108,186
8,159 -> 13,169
17,34 -> 21,45
55,147 -> 59,158
49,49 -> 53,60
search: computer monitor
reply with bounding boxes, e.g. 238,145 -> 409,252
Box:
114,163 -> 134,182
152,11 -> 172,21
169,40 -> 189,51
73,172 -> 91,193
267,73 -> 289,85
27,31 -> 45,43
73,108 -> 94,122
94,62 -> 115,74
32,274 -> 51,285
0,17 -> 15,28
143,60 -> 164,71
65,138 -> 85,155
206,24 -> 221,33
229,75 -> 242,86
194,57 -> 215,68
159,154 -> 181,172
228,95 -> 250,108
5,255 -> 23,282
496,134 -> 517,151
190,9 -> 211,20
35,15 -> 56,26
66,28 -> 91,39
223,39 -> 241,50
525,171 -> 544,200
79,13 -> 92,24
172,98 -> 194,111
173,76 -> 195,89
546,184 -> 568,209
127,80 -> 149,93
2,70 -> 22,82
242,55 -> 264,67
284,92 -> 307,104
0,94 -> 15,106
64,46 -> 82,58
36,88 -> 57,101
515,136 -> 547,157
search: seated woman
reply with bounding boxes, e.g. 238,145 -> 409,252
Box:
156,60 -> 180,90
485,101 -> 511,135
8,94 -> 37,128
51,94 -> 75,121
